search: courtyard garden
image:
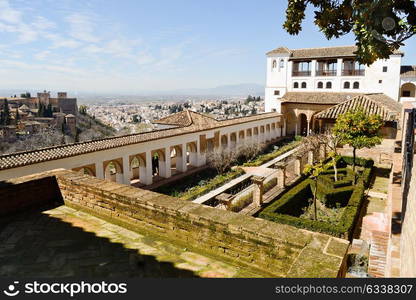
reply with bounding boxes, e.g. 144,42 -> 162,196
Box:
154,137 -> 300,201
258,156 -> 373,239
259,108 -> 384,239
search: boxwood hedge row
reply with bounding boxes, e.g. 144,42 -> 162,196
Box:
259,156 -> 373,239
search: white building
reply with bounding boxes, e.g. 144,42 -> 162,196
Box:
264,45 -> 410,113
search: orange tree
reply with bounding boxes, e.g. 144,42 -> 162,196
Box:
332,109 -> 383,176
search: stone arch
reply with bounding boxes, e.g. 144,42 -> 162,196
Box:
253,127 -> 259,135
221,134 -> 228,148
230,132 -> 237,149
301,82 -> 307,89
187,141 -> 198,167
246,128 -> 252,137
401,82 -> 416,97
266,124 -> 271,132
74,166 -> 95,177
152,149 -> 166,161
293,82 -> 299,89
187,141 -> 197,153
238,130 -> 245,139
299,113 -> 308,136
104,159 -> 123,182
130,154 -> 146,167
317,81 -> 323,89
260,126 -> 265,133
344,81 -> 350,89
172,145 -> 183,157
326,82 -> 332,89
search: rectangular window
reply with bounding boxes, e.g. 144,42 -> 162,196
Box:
379,80 -> 382,83
383,66 -> 388,72
274,90 -> 280,96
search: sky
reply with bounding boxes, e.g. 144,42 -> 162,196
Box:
0,0 -> 415,94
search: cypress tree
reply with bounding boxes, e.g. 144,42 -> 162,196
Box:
1,99 -> 11,125
15,108 -> 20,125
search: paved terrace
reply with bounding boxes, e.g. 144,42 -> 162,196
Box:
0,169 -> 349,278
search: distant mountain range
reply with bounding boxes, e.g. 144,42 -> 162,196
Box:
169,83 -> 264,96
1,83 -> 265,105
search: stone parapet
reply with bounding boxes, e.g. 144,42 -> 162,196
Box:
0,169 -> 349,277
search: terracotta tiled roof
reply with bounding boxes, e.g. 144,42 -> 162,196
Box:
401,65 -> 416,78
315,94 -> 402,121
267,45 -> 403,59
153,110 -> 218,128
282,92 -> 362,105
266,47 -> 291,56
0,111 -> 281,170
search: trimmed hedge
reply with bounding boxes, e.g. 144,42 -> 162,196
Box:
259,156 -> 374,239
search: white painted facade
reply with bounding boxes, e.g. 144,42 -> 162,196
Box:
0,114 -> 284,186
265,46 -> 404,113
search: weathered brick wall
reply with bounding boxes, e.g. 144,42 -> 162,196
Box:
55,170 -> 349,278
0,170 -> 64,217
401,155 -> 416,277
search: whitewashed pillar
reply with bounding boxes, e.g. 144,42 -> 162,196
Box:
176,144 -> 187,172
122,155 -> 131,185
95,162 -> 104,179
197,138 -> 206,166
164,147 -> 172,177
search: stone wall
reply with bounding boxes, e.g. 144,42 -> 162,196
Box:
401,154 -> 416,277
0,169 -> 349,277
0,169 -> 65,217
55,170 -> 349,277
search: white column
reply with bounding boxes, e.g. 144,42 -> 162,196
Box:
283,119 -> 287,136
295,119 -> 298,136
196,138 -> 206,166
163,147 -> 172,177
122,155 -> 131,185
139,152 -> 153,185
189,145 -> 198,166
337,58 -> 343,76
311,59 -> 317,77
95,161 -> 104,179
115,172 -> 124,184
306,118 -> 310,136
144,151 -> 153,185
277,126 -> 281,138
176,144 -> 187,172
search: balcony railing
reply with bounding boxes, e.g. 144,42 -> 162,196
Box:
292,70 -> 311,77
342,69 -> 365,76
316,70 -> 337,76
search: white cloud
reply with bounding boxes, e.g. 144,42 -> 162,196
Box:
65,13 -> 100,43
0,0 -> 22,24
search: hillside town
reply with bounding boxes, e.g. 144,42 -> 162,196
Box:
86,95 -> 264,132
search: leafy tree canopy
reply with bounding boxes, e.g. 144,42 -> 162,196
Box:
332,108 -> 383,149
284,0 -> 416,65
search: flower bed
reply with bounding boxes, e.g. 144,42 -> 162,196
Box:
242,139 -> 300,167
258,156 -> 373,239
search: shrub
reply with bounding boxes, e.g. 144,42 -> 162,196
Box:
179,168 -> 245,201
229,192 -> 254,212
259,156 -> 374,239
243,139 -> 300,167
